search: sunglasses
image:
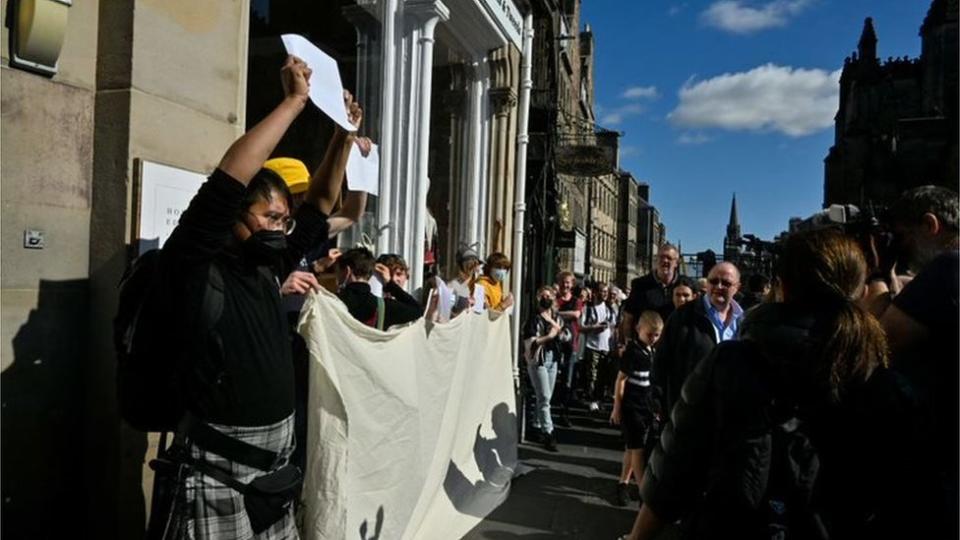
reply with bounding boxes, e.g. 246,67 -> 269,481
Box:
708,277 -> 736,288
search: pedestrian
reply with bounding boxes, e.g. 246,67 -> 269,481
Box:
651,262 -> 742,417
620,244 -> 679,343
578,281 -> 614,411
553,271 -> 583,427
610,310 -> 663,507
449,246 -> 482,314
738,273 -> 770,311
523,286 -> 564,452
669,276 -> 698,311
623,228 -> 922,540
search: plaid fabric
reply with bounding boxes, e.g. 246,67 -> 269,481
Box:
166,414 -> 299,540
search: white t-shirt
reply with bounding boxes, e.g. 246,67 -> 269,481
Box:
580,302 -> 612,352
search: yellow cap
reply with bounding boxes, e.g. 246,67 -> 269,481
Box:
264,157 -> 310,195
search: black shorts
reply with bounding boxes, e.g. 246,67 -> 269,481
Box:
621,406 -> 656,450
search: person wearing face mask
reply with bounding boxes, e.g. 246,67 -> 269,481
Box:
335,247 -> 421,329
523,286 -> 564,452
156,56 -> 340,538
475,252 -> 514,312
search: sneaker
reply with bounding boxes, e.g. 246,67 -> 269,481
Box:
615,482 -> 630,506
543,432 -> 559,452
588,401 -> 600,412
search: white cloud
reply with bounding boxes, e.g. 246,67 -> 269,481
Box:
668,63 -> 841,137
600,103 -> 645,126
677,132 -> 712,145
622,86 -> 659,99
701,0 -> 812,34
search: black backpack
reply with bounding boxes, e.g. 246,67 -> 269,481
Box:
761,406 -> 828,540
114,249 -> 225,432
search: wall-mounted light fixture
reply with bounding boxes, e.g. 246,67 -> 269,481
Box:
8,0 -> 71,76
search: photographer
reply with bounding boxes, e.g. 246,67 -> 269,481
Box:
865,185 -> 959,535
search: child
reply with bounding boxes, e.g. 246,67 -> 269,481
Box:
610,310 -> 663,506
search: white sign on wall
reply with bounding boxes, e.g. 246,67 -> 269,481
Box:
136,159 -> 207,255
480,0 -> 522,48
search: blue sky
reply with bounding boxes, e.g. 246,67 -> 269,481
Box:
581,0 -> 932,254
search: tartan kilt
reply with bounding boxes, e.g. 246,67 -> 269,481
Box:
166,414 -> 299,540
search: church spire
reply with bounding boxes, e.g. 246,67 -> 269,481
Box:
728,192 -> 739,232
858,17 -> 878,61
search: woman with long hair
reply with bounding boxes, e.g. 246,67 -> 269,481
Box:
622,228 -> 926,540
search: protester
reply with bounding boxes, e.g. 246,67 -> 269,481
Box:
865,185 -> 959,535
336,247 -> 421,329
267,93 -> 370,481
449,246 -> 482,314
157,55 -> 321,538
651,262 -> 742,417
610,310 -> 663,507
624,228 -> 925,540
578,281 -> 615,411
475,252 -> 514,312
523,286 -> 564,452
621,244 -> 679,342
376,253 -> 410,291
553,271 -> 583,427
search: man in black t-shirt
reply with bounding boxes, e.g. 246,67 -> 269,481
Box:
869,185 -> 960,536
335,247 -> 422,329
620,243 -> 679,342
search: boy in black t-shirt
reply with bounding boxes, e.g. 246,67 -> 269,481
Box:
610,310 -> 663,506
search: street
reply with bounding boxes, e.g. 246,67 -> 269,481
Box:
465,406 -> 678,540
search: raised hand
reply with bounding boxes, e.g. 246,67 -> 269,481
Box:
343,90 -> 363,131
281,270 -> 320,296
281,55 -> 311,103
356,136 -> 373,157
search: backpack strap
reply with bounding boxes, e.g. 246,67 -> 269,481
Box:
201,263 -> 226,332
376,296 -> 386,331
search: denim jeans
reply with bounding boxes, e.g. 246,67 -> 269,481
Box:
527,349 -> 559,434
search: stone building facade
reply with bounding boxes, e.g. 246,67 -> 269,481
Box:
1,0 -> 531,537
824,0 -> 958,209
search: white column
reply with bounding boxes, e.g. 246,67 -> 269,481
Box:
477,59 -> 492,257
377,0 -> 399,254
407,0 -> 449,290
463,59 -> 484,251
510,13 -> 533,368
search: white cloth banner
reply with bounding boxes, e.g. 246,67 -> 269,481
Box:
299,288 -> 517,540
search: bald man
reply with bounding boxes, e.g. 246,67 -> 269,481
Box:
651,262 -> 743,417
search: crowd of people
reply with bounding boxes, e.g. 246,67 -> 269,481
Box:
133,54 -> 958,540
520,187 -> 959,538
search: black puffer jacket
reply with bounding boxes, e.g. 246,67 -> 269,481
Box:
641,302 -> 931,539
651,297 -> 718,416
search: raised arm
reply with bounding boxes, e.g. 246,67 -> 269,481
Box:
307,92 -> 362,215
218,56 -> 310,185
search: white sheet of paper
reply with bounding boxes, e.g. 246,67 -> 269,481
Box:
368,276 -> 383,298
345,142 -> 380,196
280,34 -> 355,131
434,277 -> 454,322
473,284 -> 487,314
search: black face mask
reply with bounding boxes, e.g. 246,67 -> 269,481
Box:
539,297 -> 554,310
243,229 -> 287,266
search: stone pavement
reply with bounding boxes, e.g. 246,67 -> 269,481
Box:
463,406 -> 679,540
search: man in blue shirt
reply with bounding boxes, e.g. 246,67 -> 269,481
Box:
651,262 -> 743,416
702,262 -> 743,343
